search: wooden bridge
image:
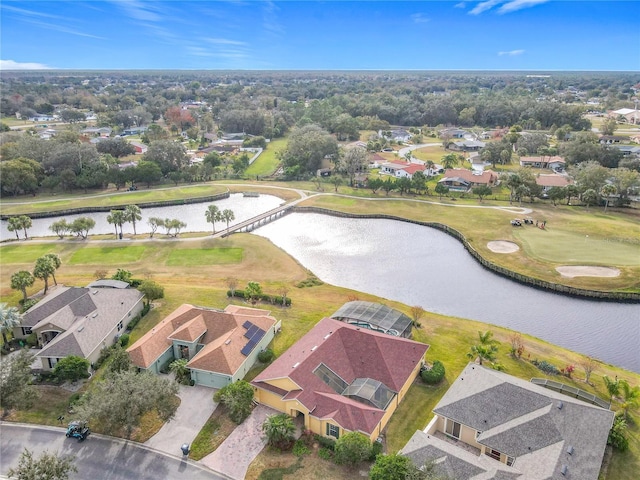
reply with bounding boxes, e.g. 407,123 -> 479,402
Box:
214,203 -> 294,238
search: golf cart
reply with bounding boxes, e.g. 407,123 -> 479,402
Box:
510,219 -> 522,226
66,421 -> 90,442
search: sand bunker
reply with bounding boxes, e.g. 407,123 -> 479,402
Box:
556,266 -> 621,278
487,241 -> 520,253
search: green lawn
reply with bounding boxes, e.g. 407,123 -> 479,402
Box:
0,244 -> 66,264
68,246 -> 147,265
166,248 -> 243,266
514,228 -> 640,266
245,138 -> 287,177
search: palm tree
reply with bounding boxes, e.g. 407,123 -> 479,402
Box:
503,173 -> 522,205
205,204 -> 221,234
7,217 -> 22,240
17,215 -> 32,239
603,375 -> 620,401
221,209 -> 235,232
441,153 -> 460,170
467,344 -> 498,366
601,184 -> 616,213
169,358 -> 191,385
477,330 -> 497,345
0,303 -> 22,347
44,253 -> 62,286
425,160 -> 435,176
124,205 -> 142,235
262,413 -> 296,449
108,210 -> 126,238
33,255 -> 55,294
619,380 -> 640,419
10,271 -> 35,303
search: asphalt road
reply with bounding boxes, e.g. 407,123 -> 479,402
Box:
0,423 -> 229,480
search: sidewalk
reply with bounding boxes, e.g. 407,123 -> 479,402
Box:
144,383 -> 217,456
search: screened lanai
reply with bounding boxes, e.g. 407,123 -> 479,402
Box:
343,377 -> 396,410
330,301 -> 413,338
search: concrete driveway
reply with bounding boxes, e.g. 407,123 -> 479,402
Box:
145,384 -> 217,456
200,404 -> 279,480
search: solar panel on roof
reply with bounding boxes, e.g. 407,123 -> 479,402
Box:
240,339 -> 257,356
243,320 -> 253,329
245,325 -> 258,338
250,327 -> 266,344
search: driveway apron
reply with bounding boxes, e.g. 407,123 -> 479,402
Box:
200,405 -> 279,480
145,384 -> 217,456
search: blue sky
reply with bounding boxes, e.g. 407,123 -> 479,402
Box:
1,1 -> 638,71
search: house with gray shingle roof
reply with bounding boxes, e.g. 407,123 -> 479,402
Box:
252,317 -> 428,442
16,285 -> 144,371
401,363 -> 614,480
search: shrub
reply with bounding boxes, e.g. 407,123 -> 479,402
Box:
537,360 -> 560,375
93,345 -> 114,370
314,434 -> 336,451
292,440 -> 310,457
258,349 -> 275,363
334,432 -> 372,466
53,356 -> 90,382
119,333 -> 130,347
26,333 -> 38,347
159,357 -> 174,375
608,413 -> 629,451
421,360 -> 445,385
20,298 -> 38,312
318,447 -> 333,460
369,439 -> 383,461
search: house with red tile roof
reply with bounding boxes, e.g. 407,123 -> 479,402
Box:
379,161 -> 426,179
251,317 -> 429,441
535,174 -> 573,194
519,156 -> 566,171
438,169 -> 498,192
127,304 -> 280,388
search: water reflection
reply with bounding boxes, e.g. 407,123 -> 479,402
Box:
255,213 -> 640,372
0,193 -> 284,240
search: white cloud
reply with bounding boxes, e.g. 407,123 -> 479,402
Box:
498,49 -> 525,56
411,13 -> 430,24
113,0 -> 162,22
455,2 -> 467,8
0,59 -> 51,70
469,0 -> 502,15
498,0 -> 550,14
205,38 -> 248,46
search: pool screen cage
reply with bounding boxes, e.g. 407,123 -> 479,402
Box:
331,301 -> 413,338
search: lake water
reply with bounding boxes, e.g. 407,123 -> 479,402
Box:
2,200 -> 638,372
0,193 -> 285,239
254,213 -> 640,373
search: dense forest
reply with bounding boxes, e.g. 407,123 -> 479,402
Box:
1,71 -> 638,199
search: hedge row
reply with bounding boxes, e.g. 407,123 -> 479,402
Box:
227,290 -> 292,306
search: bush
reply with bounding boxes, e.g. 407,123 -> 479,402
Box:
369,439 -> 383,461
292,440 -> 310,457
119,333 -> 130,347
93,345 -> 114,370
421,360 -> 445,385
537,360 -> 560,375
26,333 -> 38,347
159,357 -> 174,374
314,434 -> 336,451
53,356 -> 90,382
258,349 -> 275,363
334,432 -> 372,466
20,298 -> 38,312
608,413 -> 629,451
318,447 -> 333,460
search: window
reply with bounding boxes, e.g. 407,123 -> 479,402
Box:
326,423 -> 340,439
507,456 -> 515,467
117,321 -> 123,331
22,327 -> 32,336
48,357 -> 59,369
485,448 -> 501,462
445,419 -> 461,439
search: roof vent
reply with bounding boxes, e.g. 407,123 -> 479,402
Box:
567,445 -> 574,455
557,401 -> 564,410
92,313 -> 98,318
92,290 -> 98,295
310,345 -> 317,351
292,362 -> 300,368
560,465 -> 568,476
224,339 -> 231,345
323,333 -> 331,339
78,326 -> 84,332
